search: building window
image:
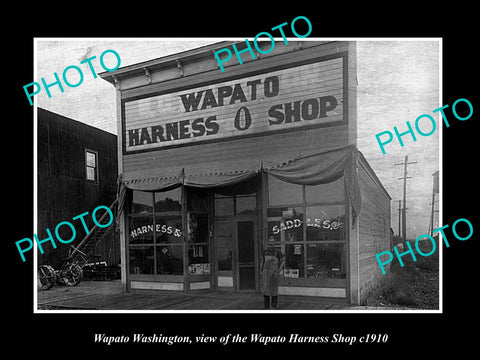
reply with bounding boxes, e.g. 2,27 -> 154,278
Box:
187,213 -> 210,275
128,188 -> 183,276
85,149 -> 98,182
214,193 -> 256,217
267,174 -> 346,284
186,187 -> 211,278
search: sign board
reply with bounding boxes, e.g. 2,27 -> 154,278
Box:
123,55 -> 346,153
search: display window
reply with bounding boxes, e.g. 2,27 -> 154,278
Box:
187,212 -> 210,277
268,175 -> 303,206
305,176 -> 345,203
305,205 -> 345,241
154,214 -> 183,243
130,190 -> 154,214
128,188 -> 184,277
306,243 -> 346,279
154,189 -> 182,212
129,246 -> 154,274
284,243 -> 305,278
267,174 -> 347,286
129,216 -> 155,244
188,245 -> 210,275
156,245 -> 183,275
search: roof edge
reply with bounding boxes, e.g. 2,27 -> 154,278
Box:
98,41 -> 233,84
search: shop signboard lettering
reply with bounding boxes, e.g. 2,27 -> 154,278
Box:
271,217 -> 344,234
123,55 -> 345,153
130,224 -> 182,239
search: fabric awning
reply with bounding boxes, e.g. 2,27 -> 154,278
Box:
122,167 -> 184,191
116,144 -> 362,217
183,158 -> 261,188
264,144 -> 362,217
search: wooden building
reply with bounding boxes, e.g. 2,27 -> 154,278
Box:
37,108 -> 119,268
100,40 -> 391,304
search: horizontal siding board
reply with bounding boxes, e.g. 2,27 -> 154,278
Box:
122,58 -> 345,154
357,162 -> 391,301
122,125 -> 348,173
120,41 -> 348,99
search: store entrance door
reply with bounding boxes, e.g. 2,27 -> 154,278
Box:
214,216 -> 257,292
236,218 -> 256,291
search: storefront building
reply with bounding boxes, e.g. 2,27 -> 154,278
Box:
100,40 -> 391,304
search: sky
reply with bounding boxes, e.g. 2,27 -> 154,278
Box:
35,38 -> 440,239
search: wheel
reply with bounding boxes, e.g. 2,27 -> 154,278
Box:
38,265 -> 56,290
60,261 -> 83,286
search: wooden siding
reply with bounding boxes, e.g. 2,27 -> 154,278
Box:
113,41 -> 343,94
357,161 -> 391,301
118,40 -> 353,177
37,108 -> 119,268
123,57 -> 344,153
123,124 -> 348,174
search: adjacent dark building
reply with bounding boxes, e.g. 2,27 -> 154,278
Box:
37,108 -> 119,268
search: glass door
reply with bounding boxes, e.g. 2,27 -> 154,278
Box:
236,219 -> 256,291
214,217 -> 257,292
214,220 -> 234,290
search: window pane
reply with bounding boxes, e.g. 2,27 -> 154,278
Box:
131,191 -> 153,214
188,245 -> 210,275
284,244 -> 304,278
217,248 -> 233,271
305,176 -> 345,204
154,188 -> 182,212
155,215 -> 183,243
306,205 -> 346,241
237,221 -> 254,263
306,243 -> 346,279
187,213 -> 208,243
187,188 -> 209,212
157,245 -> 184,275
214,197 -> 234,216
236,195 -> 256,215
267,220 -> 281,242
129,216 -> 154,244
268,207 -> 304,242
281,207 -> 304,242
129,246 -> 154,274
86,151 -> 96,167
268,175 -> 303,206
86,166 -> 96,181
267,207 -> 287,217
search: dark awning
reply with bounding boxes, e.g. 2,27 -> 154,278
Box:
117,144 -> 362,217
264,144 -> 362,216
184,158 -> 261,188
122,166 -> 184,192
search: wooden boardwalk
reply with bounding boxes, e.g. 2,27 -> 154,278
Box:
37,280 -> 419,311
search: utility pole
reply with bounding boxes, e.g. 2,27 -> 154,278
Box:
395,155 -> 417,248
394,200 -> 402,238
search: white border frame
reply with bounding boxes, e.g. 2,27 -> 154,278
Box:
32,37 -> 443,314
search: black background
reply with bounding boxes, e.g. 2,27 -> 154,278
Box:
6,5 -> 478,356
